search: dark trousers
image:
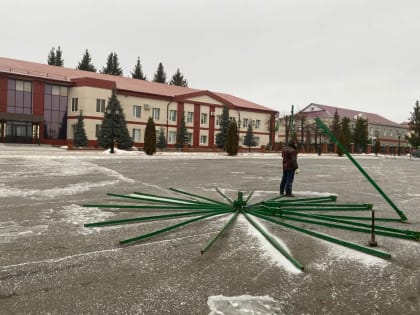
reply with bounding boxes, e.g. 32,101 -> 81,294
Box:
280,170 -> 295,195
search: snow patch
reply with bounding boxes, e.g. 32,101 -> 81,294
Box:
0,221 -> 48,243
207,295 -> 285,315
59,204 -> 114,234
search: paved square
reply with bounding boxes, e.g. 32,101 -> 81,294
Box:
1,145 -> 419,314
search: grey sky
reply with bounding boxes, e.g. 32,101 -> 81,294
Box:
2,0 -> 419,123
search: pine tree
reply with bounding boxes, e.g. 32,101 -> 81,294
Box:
101,52 -> 123,76
330,109 -> 342,155
176,112 -> 188,149
341,117 -> 352,151
131,57 -> 147,80
47,47 -> 56,65
55,46 -> 64,66
353,116 -> 369,153
243,122 -> 257,151
374,138 -> 381,156
144,117 -> 156,155
153,62 -> 167,83
170,68 -> 188,87
73,111 -> 88,147
407,100 -> 420,148
77,49 -> 96,72
97,89 -> 133,151
47,46 -> 64,66
226,121 -> 239,156
157,127 -> 167,151
215,104 -> 230,150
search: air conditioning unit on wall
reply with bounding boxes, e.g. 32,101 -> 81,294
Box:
144,104 -> 150,110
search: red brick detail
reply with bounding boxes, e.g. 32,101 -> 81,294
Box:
209,105 -> 215,147
32,80 -> 45,116
71,77 -> 116,90
177,102 -> 184,126
0,76 -> 7,112
193,104 -> 201,147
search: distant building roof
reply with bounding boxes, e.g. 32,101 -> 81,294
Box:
0,56 -> 275,113
299,103 -> 402,127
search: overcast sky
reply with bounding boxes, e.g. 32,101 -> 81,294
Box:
1,0 -> 419,123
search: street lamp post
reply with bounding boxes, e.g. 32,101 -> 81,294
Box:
106,107 -> 120,154
397,131 -> 401,156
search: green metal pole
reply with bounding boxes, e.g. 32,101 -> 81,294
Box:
107,192 -> 199,205
248,211 -> 391,259
169,188 -> 228,205
84,209 -> 232,228
243,211 -> 304,271
315,118 -> 407,221
119,211 -> 230,245
132,192 -> 211,205
201,210 -> 240,254
274,214 -> 417,241
278,210 -> 419,238
83,204 -> 232,211
216,187 -> 234,205
315,214 -> 402,222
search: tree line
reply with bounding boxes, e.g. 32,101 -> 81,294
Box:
47,46 -> 188,87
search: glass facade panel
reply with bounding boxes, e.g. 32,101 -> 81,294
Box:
7,80 -> 32,114
44,84 -> 68,139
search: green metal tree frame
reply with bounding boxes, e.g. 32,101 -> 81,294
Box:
83,118 -> 417,271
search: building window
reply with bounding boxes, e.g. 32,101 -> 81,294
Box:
200,135 -> 207,144
44,84 -> 68,139
169,110 -> 177,122
216,115 -> 221,126
96,99 -> 106,113
168,131 -> 177,144
255,120 -> 261,129
133,105 -> 141,118
200,113 -> 207,124
5,121 -> 33,138
95,124 -> 101,138
186,132 -> 193,145
71,98 -> 78,112
186,112 -> 194,123
152,108 -> 160,120
71,124 -> 77,139
132,129 -> 141,141
243,118 -> 249,128
7,79 -> 33,114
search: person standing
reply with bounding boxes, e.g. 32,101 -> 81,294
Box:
280,140 -> 299,197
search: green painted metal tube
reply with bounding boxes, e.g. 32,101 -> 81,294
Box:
273,214 -> 418,241
279,210 -> 420,238
108,192 -> 199,205
83,204 -> 232,211
216,187 -> 234,205
315,214 -> 403,222
119,211 -> 229,245
248,211 -> 391,259
262,203 -> 373,210
84,209 -> 232,228
250,195 -> 337,207
245,191 -> 255,204
315,118 -> 408,221
132,192 -> 208,205
243,212 -> 304,271
201,210 -> 240,254
169,188 -> 227,205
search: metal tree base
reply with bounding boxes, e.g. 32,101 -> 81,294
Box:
84,189 -> 420,271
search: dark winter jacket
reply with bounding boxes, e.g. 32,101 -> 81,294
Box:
282,145 -> 298,171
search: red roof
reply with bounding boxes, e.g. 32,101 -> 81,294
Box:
300,103 -> 402,127
0,56 -> 275,113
